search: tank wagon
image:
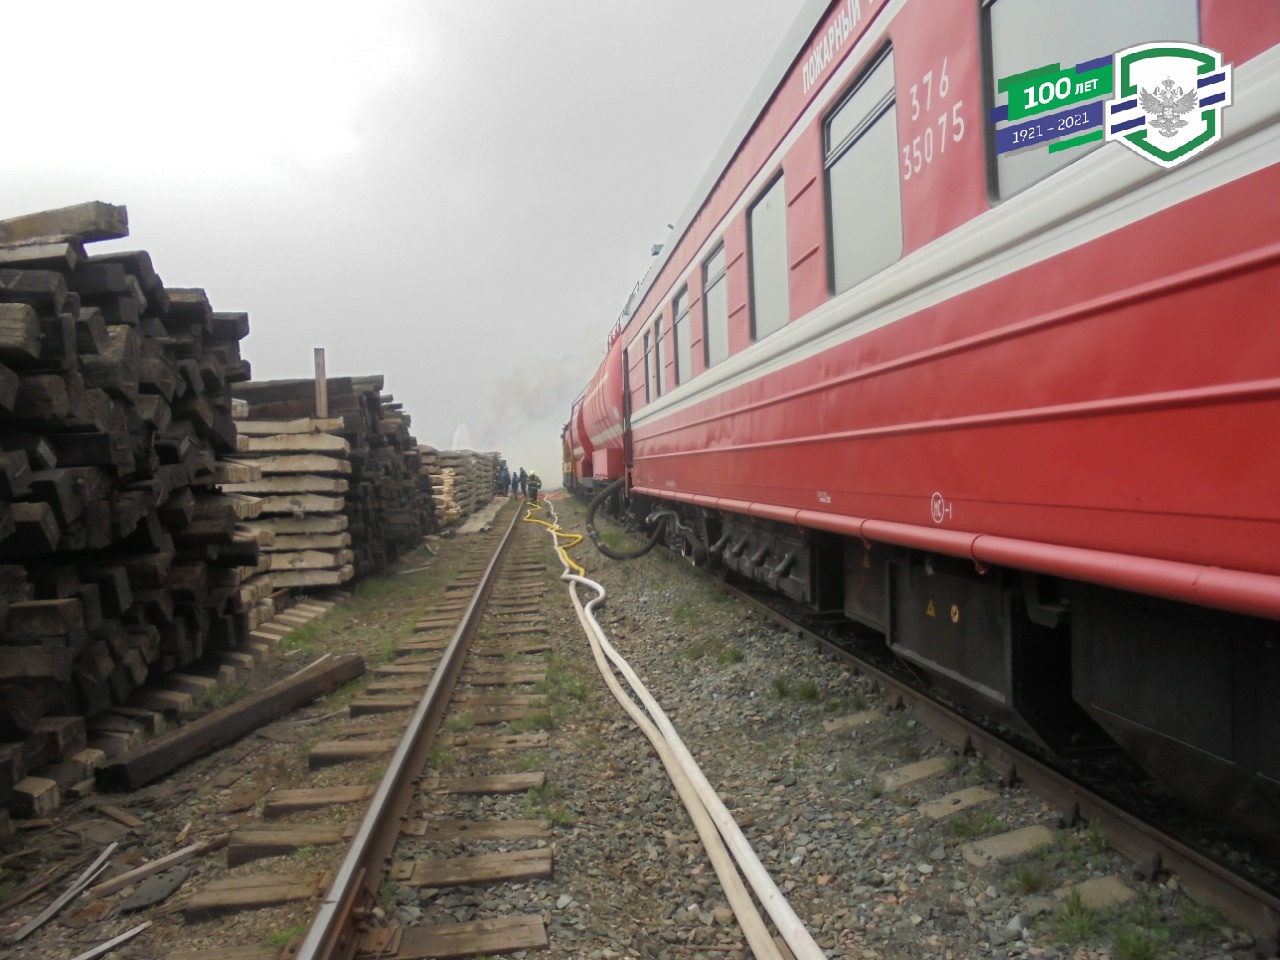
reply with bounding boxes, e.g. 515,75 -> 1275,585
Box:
565,0 -> 1280,843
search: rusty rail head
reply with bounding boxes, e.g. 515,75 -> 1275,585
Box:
295,506 -> 522,960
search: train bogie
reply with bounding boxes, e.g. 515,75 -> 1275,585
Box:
1069,586 -> 1280,844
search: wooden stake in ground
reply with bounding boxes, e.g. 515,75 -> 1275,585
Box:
313,347 -> 328,418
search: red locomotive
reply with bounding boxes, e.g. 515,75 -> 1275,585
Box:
565,0 -> 1280,843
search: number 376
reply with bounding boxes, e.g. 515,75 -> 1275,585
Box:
902,101 -> 965,181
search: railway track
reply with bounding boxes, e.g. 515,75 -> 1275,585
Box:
0,499 -> 580,959
706,575 -> 1280,955
2,494 -> 1270,959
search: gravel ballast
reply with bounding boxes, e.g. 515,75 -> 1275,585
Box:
0,495 -> 1258,960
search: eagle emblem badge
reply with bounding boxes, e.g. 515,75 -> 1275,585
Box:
1141,78 -> 1198,137
1105,42 -> 1232,169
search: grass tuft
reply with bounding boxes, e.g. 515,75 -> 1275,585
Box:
1012,865 -> 1050,894
264,923 -> 310,948
946,808 -> 1000,839
717,646 -> 745,665
1051,889 -> 1097,944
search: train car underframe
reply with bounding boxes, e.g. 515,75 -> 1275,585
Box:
629,493 -> 1280,848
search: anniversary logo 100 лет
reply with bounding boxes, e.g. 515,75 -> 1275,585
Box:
992,41 -> 1233,169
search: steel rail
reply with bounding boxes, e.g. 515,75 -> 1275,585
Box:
295,506 -> 522,960
706,574 -> 1280,952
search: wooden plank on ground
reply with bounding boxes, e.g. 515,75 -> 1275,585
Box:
95,655 -> 365,790
442,732 -> 550,751
392,848 -> 552,887
372,662 -> 438,677
349,696 -> 417,716
182,872 -> 324,919
469,707 -> 546,726
395,639 -> 449,654
464,668 -> 546,686
400,819 -> 551,840
423,772 -> 545,795
473,642 -> 553,656
489,624 -> 547,636
86,835 -> 230,900
227,824 -> 353,866
414,617 -> 457,632
391,916 -> 548,959
167,948 -> 279,960
262,785 -> 375,820
308,739 -> 397,769
366,679 -> 428,695
457,694 -> 546,707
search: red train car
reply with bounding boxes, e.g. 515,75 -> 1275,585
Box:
569,0 -> 1280,842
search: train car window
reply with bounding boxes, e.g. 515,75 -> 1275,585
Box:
986,0 -> 1198,198
825,51 -> 902,295
643,329 -> 656,402
703,245 -> 729,368
749,175 -> 790,341
673,287 -> 692,385
653,314 -> 667,396
626,330 -> 648,407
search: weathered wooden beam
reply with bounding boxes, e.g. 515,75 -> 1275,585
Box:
94,654 -> 365,790
0,202 -> 128,245
268,548 -> 353,572
251,454 -> 351,475
268,565 -> 354,588
240,515 -> 348,535
233,417 -> 345,436
221,475 -> 348,495
0,238 -> 84,273
234,432 -> 349,454
0,360 -> 16,411
0,303 -> 41,363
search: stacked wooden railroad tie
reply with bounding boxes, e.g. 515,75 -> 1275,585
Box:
232,376 -> 434,581
417,447 -> 501,526
0,201 -> 272,824
223,416 -> 355,589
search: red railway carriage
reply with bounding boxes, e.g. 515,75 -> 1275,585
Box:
569,0 -> 1280,843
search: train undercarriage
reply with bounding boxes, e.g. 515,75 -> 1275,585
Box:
586,485 -> 1280,849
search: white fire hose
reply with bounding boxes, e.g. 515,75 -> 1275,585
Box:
531,499 -> 825,960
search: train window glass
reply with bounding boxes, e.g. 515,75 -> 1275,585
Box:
825,51 -> 902,295
626,330 -> 648,406
673,287 -> 692,385
653,314 -> 667,396
987,0 -> 1198,198
703,245 -> 729,368
749,175 -> 790,341
643,329 -> 656,402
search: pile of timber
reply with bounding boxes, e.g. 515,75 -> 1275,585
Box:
231,376 -> 434,582
224,416 -> 356,588
0,202 -> 271,815
417,448 -> 501,525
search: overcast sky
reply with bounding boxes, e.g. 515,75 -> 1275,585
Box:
3,0 -> 806,483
